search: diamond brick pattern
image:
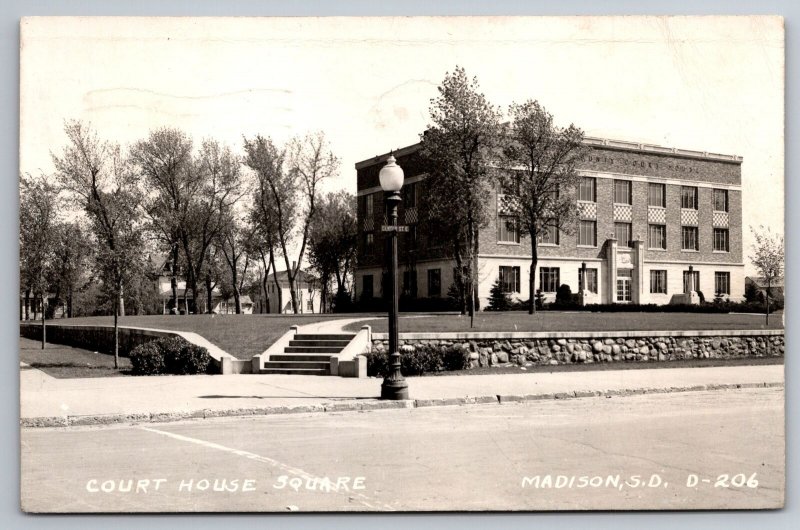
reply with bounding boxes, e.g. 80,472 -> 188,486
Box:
405,207 -> 418,224
613,203 -> 632,222
681,208 -> 699,226
363,218 -> 373,231
497,194 -> 521,216
578,201 -> 597,220
648,207 -> 666,224
713,211 -> 729,227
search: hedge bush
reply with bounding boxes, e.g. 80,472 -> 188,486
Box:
364,344 -> 469,377
129,336 -> 211,376
130,341 -> 166,375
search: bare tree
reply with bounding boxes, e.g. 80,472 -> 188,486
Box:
217,214 -> 252,314
53,120 -> 145,368
20,173 -> 59,347
750,226 -> 784,325
500,100 -> 586,314
419,66 -> 502,327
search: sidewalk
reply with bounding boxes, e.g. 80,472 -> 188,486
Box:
20,363 -> 784,428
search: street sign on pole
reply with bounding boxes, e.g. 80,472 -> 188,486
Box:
381,225 -> 409,232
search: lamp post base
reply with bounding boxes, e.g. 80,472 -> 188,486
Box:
380,378 -> 409,400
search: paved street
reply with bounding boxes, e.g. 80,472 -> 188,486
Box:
21,387 -> 784,512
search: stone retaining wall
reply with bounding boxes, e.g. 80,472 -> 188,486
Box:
369,331 -> 784,368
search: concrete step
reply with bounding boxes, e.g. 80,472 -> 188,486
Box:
289,339 -> 352,348
263,361 -> 330,370
284,346 -> 345,354
293,334 -> 356,341
259,367 -> 329,375
270,354 -> 333,362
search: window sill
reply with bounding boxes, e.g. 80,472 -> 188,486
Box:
539,243 -> 559,247
712,250 -> 730,254
648,248 -> 667,252
577,245 -> 598,249
497,241 -> 521,246
681,249 -> 700,253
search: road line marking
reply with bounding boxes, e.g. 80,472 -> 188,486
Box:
139,425 -> 394,511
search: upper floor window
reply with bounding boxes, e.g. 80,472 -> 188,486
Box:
365,194 -> 374,216
681,186 -> 698,209
713,189 -> 728,212
713,228 -> 729,252
403,182 -> 417,208
578,177 -> 596,202
649,224 -> 667,250
498,215 -> 520,243
613,180 -> 632,204
539,220 -> 559,246
681,226 -> 698,251
427,269 -> 441,297
578,220 -> 597,247
364,232 -> 374,250
614,222 -> 632,248
648,183 -> 666,207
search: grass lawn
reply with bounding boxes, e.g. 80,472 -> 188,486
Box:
347,310 -> 784,334
24,313 -> 377,360
20,337 -> 131,378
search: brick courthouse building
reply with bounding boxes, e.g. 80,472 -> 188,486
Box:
354,137 -> 745,307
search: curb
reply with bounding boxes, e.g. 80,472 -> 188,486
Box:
20,381 -> 783,429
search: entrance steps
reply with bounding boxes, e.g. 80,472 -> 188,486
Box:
260,333 -> 357,375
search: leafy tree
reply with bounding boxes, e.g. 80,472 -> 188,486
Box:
750,226 -> 784,325
53,120 -> 146,368
20,173 -> 59,347
130,127 -> 195,313
49,220 -> 92,318
487,278 -> 511,311
308,190 -> 358,312
500,100 -> 586,314
217,213 -> 253,314
419,66 -> 502,327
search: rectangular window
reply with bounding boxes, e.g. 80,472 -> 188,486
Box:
362,275 -> 374,299
427,269 -> 441,297
402,270 -> 417,297
713,228 -> 729,252
578,220 -> 597,247
650,270 -> 667,294
614,180 -> 632,204
365,194 -> 374,216
306,300 -> 313,311
614,222 -> 632,248
683,271 -> 700,293
713,189 -> 728,212
681,226 -> 698,251
579,177 -> 596,202
498,215 -> 520,243
364,232 -> 374,250
499,266 -> 521,293
648,183 -> 666,207
649,224 -> 666,250
714,272 -> 730,295
579,268 -> 598,294
539,267 -> 560,293
539,221 -> 559,245
681,186 -> 698,209
403,182 -> 417,208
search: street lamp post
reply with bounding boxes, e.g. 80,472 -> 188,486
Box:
379,155 -> 409,400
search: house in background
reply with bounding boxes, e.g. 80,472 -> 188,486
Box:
745,276 -> 784,302
265,269 -> 319,314
211,295 -> 255,315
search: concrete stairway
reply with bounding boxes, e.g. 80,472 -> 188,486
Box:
260,333 -> 356,375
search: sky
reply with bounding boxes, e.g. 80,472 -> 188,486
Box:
19,16 -> 784,272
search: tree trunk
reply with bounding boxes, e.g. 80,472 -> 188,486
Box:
466,219 -> 476,328
113,287 -> 119,369
205,276 -> 214,313
68,285 -> 73,318
529,227 -> 539,315
286,270 -> 299,314
118,285 -> 125,317
25,289 -> 30,320
269,249 -> 283,313
170,245 -> 179,313
766,280 -> 770,326
259,250 -> 272,314
40,292 -> 46,349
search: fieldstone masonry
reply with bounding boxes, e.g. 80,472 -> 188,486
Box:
370,332 -> 783,369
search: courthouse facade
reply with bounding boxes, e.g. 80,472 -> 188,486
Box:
354,136 -> 745,307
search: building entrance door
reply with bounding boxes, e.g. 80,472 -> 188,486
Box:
616,270 -> 632,303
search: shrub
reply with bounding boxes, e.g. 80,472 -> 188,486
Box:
130,341 -> 166,375
364,343 -> 467,377
555,284 -> 572,305
129,336 -> 211,376
442,345 -> 469,371
487,278 -> 511,311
